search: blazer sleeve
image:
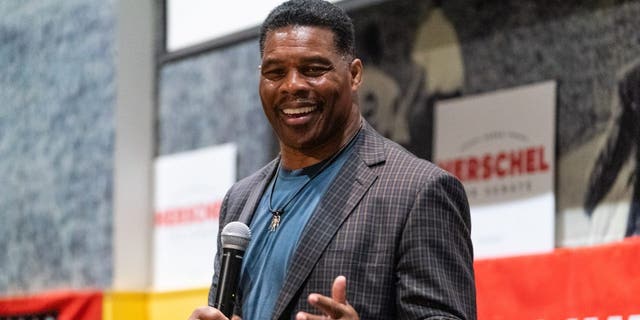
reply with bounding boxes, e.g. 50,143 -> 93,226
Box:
396,172 -> 477,320
208,190 -> 231,306
207,183 -> 249,318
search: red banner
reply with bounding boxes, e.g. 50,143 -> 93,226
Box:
0,238 -> 638,320
475,237 -> 640,320
0,290 -> 102,320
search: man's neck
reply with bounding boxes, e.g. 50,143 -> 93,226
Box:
278,121 -> 362,170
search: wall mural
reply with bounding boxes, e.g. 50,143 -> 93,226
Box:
348,0 -> 640,247
159,0 -> 640,248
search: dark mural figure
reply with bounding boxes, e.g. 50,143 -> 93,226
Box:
354,0 -> 463,160
358,23 -> 403,142
585,62 -> 640,236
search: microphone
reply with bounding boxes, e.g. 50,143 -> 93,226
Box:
213,221 -> 252,317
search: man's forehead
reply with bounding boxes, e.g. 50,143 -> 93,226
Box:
262,26 -> 338,57
265,25 -> 335,43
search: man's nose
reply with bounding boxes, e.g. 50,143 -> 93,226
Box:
281,70 -> 308,93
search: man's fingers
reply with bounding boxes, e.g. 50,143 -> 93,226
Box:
300,276 -> 358,320
331,275 -> 347,304
308,293 -> 345,319
187,306 -> 228,320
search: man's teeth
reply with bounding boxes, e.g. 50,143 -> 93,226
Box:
282,106 -> 316,115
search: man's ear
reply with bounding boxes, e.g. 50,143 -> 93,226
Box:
350,58 -> 363,91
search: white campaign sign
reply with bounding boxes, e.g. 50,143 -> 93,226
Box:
434,81 -> 556,258
153,143 -> 237,290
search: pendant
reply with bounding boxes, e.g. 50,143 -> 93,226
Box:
269,210 -> 282,232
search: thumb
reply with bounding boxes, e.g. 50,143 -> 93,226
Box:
331,275 -> 348,304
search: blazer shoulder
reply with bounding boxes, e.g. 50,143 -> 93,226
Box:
381,136 -> 454,183
357,122 -> 457,187
230,162 -> 273,194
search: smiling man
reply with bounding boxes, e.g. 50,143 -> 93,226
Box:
188,1 -> 476,319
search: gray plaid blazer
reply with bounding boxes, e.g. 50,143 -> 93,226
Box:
209,122 -> 476,320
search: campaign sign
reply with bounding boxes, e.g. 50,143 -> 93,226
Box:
434,81 -> 556,258
153,143 -> 237,289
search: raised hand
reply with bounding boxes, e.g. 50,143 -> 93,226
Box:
187,306 -> 230,320
295,275 -> 360,320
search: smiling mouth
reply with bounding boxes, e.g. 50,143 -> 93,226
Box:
281,106 -> 317,116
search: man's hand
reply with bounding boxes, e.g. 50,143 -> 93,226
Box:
295,275 -> 360,320
187,306 -> 231,320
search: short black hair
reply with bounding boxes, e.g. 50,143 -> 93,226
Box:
259,0 -> 356,58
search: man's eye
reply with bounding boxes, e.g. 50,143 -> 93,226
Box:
262,68 -> 285,79
302,66 -> 330,77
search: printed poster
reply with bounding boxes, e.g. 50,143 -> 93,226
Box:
153,143 -> 236,290
434,81 -> 556,258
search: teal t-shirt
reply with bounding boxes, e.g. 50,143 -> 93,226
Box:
239,139 -> 356,319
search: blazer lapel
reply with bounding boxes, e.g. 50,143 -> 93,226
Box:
238,159 -> 278,225
271,124 -> 386,319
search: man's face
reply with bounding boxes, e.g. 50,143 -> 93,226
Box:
259,25 -> 362,152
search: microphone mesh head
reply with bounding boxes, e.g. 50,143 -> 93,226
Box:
221,221 -> 251,250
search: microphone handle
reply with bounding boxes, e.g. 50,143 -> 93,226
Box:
213,248 -> 245,317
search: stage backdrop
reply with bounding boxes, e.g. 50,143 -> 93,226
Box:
157,0 -> 640,250
348,0 -> 640,248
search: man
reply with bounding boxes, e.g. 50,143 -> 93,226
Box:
189,0 -> 475,319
